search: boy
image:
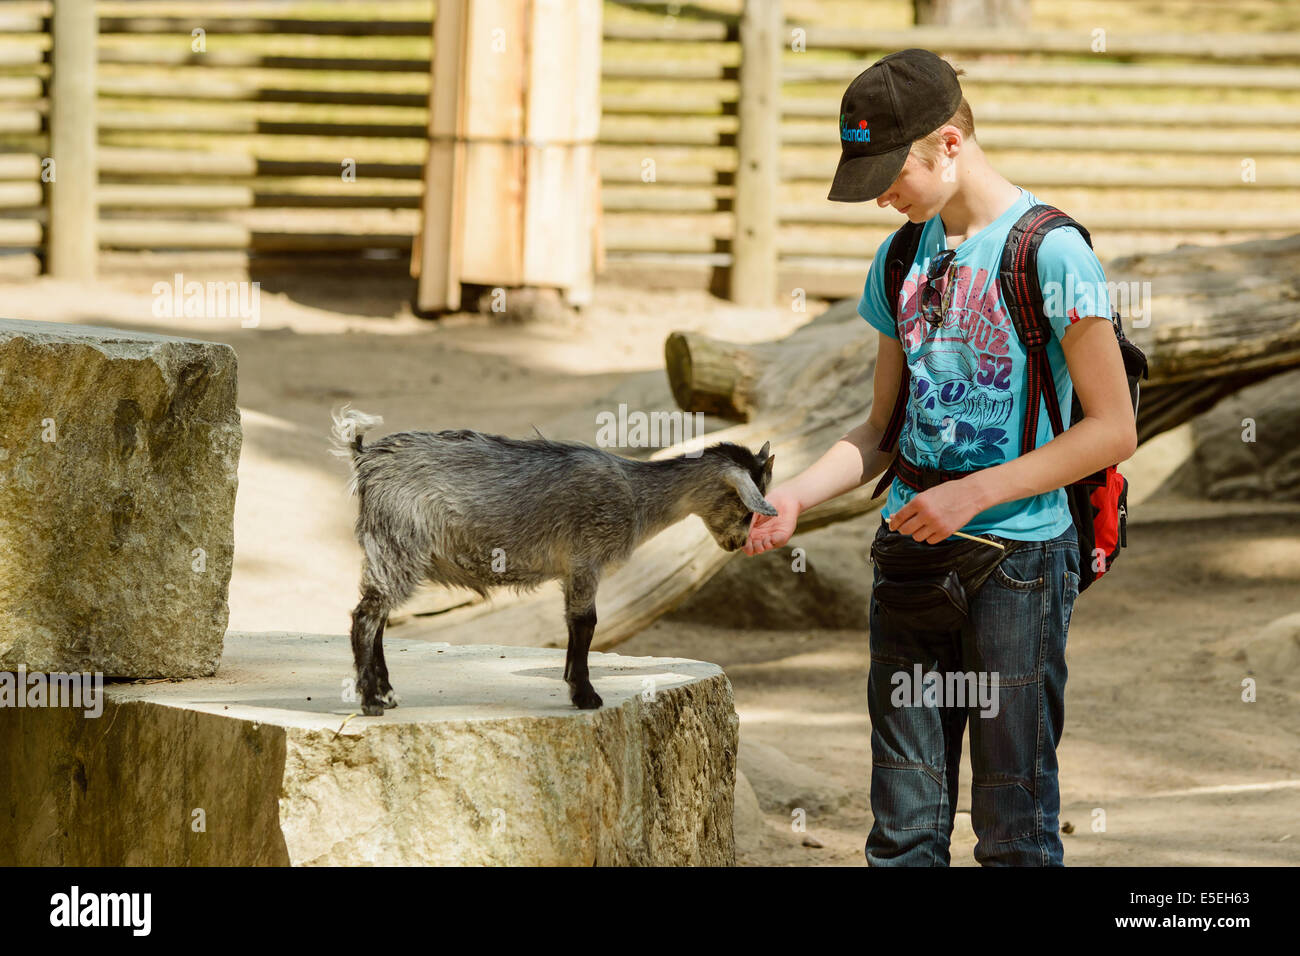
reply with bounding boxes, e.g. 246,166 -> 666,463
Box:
742,49 -> 1137,865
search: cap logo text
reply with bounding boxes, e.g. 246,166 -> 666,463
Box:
840,114 -> 871,143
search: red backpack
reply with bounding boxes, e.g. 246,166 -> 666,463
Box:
871,203 -> 1149,593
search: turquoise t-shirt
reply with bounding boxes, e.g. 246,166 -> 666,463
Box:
858,187 -> 1111,542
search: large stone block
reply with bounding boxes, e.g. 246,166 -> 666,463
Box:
0,319 -> 239,677
0,632 -> 739,866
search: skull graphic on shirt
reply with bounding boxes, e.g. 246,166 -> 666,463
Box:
898,271 -> 1017,470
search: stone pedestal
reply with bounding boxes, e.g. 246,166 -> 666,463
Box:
0,632 -> 739,866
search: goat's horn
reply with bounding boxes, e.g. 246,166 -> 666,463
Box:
758,441 -> 771,461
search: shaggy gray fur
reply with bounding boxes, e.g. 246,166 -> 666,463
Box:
330,404 -> 776,714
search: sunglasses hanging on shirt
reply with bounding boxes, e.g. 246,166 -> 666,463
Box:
919,248 -> 957,328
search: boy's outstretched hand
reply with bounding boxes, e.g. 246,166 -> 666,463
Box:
743,488 -> 801,556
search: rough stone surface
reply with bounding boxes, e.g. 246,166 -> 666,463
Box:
0,632 -> 739,866
1167,369 -> 1300,501
738,738 -> 851,815
0,319 -> 239,677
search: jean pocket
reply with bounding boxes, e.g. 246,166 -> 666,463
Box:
991,546 -> 1044,591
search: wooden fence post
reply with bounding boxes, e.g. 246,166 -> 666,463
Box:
415,0 -> 601,314
731,0 -> 781,306
48,0 -> 97,280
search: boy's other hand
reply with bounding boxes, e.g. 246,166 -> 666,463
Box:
743,489 -> 801,556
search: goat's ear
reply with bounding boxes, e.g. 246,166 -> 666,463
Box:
730,468 -> 779,517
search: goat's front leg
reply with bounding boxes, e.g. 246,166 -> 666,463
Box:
563,570 -> 602,709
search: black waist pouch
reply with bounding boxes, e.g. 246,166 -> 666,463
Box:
870,519 -> 1025,635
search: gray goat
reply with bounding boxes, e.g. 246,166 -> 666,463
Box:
330,405 -> 777,715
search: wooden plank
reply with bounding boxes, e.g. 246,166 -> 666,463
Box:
782,98 -> 1300,128
520,0 -> 601,302
0,13 -> 45,33
777,204 -> 1300,231
95,184 -> 418,209
0,219 -> 43,247
0,154 -> 40,180
96,221 -> 413,251
97,17 -> 430,37
0,253 -> 41,278
570,0 -> 603,302
603,60 -> 733,81
99,250 -> 414,278
601,187 -> 724,212
416,0 -> 469,310
0,47 -> 45,67
780,126 -> 1300,154
730,0 -> 780,305
97,112 -> 427,138
98,148 -> 422,180
96,49 -> 431,72
0,77 -> 42,99
0,109 -> 42,133
784,60 -> 1300,90
602,20 -> 731,42
521,0 -> 577,290
48,0 -> 96,278
599,160 -> 722,185
795,25 -> 1300,61
97,75 -> 428,108
780,159 -> 1300,189
456,0 -> 526,287
600,118 -> 734,145
0,181 -> 43,207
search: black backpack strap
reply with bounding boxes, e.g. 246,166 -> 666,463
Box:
999,204 -> 1092,455
870,220 -> 925,499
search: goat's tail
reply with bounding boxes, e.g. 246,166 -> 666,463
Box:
329,403 -> 384,463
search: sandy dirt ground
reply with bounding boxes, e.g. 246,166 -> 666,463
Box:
6,272 -> 1297,867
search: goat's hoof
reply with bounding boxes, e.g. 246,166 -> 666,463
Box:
362,701 -> 385,717
381,688 -> 401,708
570,684 -> 603,710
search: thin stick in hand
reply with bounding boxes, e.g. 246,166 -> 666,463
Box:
952,530 -> 1006,550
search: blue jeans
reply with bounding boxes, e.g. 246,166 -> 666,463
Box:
865,519 -> 1082,866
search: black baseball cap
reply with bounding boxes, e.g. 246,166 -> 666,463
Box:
828,49 -> 963,203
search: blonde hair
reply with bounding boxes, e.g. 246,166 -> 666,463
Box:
908,67 -> 975,168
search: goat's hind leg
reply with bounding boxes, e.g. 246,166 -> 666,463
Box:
563,570 -> 602,710
350,536 -> 422,714
373,617 -> 400,707
350,586 -> 391,716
